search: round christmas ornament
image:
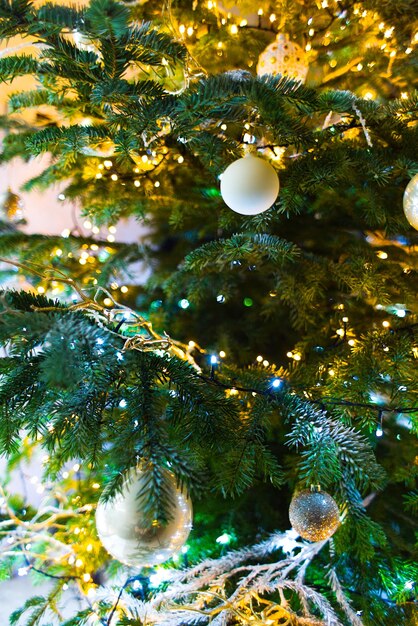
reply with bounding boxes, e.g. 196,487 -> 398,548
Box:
96,468 -> 192,567
257,34 -> 309,83
220,154 -> 279,215
403,173 -> 418,231
289,486 -> 340,542
0,188 -> 25,223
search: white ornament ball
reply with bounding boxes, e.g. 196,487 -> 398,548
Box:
257,34 -> 309,83
96,468 -> 192,567
403,173 -> 418,231
220,155 -> 279,215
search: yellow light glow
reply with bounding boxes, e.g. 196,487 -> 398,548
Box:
103,160 -> 112,168
382,321 -> 390,328
187,26 -> 194,37
75,559 -> 83,568
269,13 -> 276,22
134,180 -> 141,187
377,250 -> 388,259
103,298 -> 113,307
256,355 -> 263,362
120,285 -> 128,293
293,353 -> 301,361
219,351 -> 226,358
110,174 -> 118,181
230,24 -> 238,35
328,369 -> 335,376
263,360 -> 269,367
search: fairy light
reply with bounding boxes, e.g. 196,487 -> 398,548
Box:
177,155 -> 184,163
179,24 -> 185,34
83,573 -> 91,582
75,558 -> 83,568
103,160 -> 112,168
256,355 -> 263,362
83,220 -> 92,229
230,24 -> 238,35
219,351 -> 226,358
269,13 -> 276,23
103,298 -> 113,307
120,286 -> 128,293
382,320 -> 390,328
110,174 -> 118,181
154,181 -> 160,187
263,359 -> 269,367
37,286 -> 45,294
187,26 -> 194,37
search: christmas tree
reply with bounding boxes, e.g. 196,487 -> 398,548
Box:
0,0 -> 417,623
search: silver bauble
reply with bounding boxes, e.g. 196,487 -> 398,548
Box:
403,173 -> 418,231
96,468 -> 192,567
220,154 -> 279,215
289,488 -> 340,542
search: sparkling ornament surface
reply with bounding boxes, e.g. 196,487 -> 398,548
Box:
0,188 -> 25,223
220,155 -> 279,215
289,489 -> 340,542
257,34 -> 309,83
403,173 -> 418,231
96,468 -> 192,567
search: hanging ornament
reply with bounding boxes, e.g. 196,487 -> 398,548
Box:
0,188 -> 25,224
96,467 -> 192,567
72,30 -> 100,55
257,34 -> 309,83
403,173 -> 418,231
81,140 -> 116,158
289,486 -> 340,542
220,154 -> 279,215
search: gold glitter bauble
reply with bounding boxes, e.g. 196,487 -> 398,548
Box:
257,34 -> 309,83
96,467 -> 192,568
289,489 -> 340,542
0,188 -> 24,223
403,173 -> 418,231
